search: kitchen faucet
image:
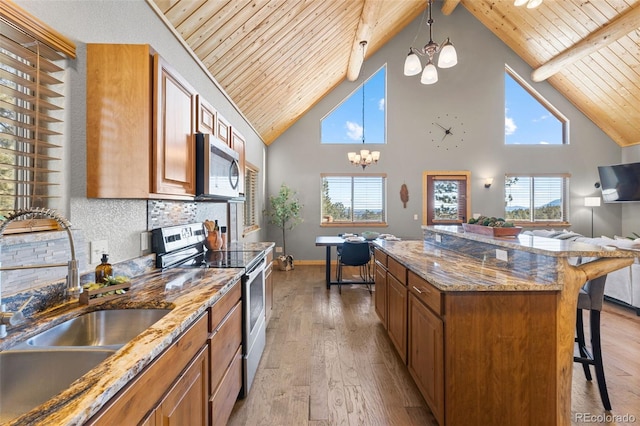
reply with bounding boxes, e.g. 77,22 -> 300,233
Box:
0,208 -> 82,337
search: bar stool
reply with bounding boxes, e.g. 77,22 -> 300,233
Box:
574,274 -> 611,411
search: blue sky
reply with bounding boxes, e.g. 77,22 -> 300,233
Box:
505,72 -> 563,145
321,65 -> 386,144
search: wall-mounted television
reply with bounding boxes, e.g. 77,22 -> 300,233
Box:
597,161 -> 640,203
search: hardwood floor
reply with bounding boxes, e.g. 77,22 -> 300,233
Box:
228,265 -> 640,426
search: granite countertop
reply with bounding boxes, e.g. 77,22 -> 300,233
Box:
374,236 -> 640,292
1,242 -> 274,426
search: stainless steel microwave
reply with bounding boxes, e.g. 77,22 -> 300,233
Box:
195,133 -> 240,200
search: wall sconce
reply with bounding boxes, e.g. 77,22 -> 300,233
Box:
484,178 -> 493,188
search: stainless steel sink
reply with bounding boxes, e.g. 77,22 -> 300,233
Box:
24,309 -> 172,348
0,349 -> 115,423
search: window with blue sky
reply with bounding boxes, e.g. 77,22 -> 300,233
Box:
505,65 -> 567,145
321,65 -> 386,145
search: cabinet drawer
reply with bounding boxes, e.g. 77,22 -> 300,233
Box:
209,301 -> 242,393
209,346 -> 242,426
374,248 -> 387,267
387,256 -> 406,285
408,271 -> 442,316
209,279 -> 241,332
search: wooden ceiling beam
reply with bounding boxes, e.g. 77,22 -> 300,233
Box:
346,0 -> 383,82
441,0 -> 460,16
531,4 -> 640,82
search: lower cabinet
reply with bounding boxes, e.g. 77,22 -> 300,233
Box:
148,346 -> 209,425
374,260 -> 388,328
86,313 -> 209,425
387,273 -> 408,363
408,293 -> 444,425
208,279 -> 243,424
87,280 -> 243,426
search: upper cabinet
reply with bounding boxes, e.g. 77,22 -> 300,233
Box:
87,44 -> 196,200
217,114 -> 231,146
86,44 -> 152,198
196,95 -> 217,136
153,54 -> 197,197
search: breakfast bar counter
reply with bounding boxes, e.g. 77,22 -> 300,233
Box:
370,226 -> 638,426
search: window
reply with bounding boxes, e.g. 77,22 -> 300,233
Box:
423,171 -> 470,225
243,162 -> 259,234
505,65 -> 568,145
504,174 -> 570,224
0,2 -> 75,222
321,174 -> 386,225
321,65 -> 386,145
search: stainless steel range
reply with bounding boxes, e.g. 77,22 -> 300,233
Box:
151,223 -> 266,397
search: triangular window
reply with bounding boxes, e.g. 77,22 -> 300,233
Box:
505,65 -> 568,145
321,65 -> 386,145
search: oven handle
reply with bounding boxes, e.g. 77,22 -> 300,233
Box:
245,256 -> 266,281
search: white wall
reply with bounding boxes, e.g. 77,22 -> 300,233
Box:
16,0 -> 267,265
266,6 -> 626,261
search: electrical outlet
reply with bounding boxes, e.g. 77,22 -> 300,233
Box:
90,240 -> 108,264
140,232 -> 149,251
435,234 -> 441,243
496,249 -> 508,262
413,214 -> 418,220
275,246 -> 283,253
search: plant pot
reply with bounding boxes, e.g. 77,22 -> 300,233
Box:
277,255 -> 294,271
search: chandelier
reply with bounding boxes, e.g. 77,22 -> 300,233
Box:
514,0 -> 543,8
348,41 -> 380,170
403,0 -> 457,85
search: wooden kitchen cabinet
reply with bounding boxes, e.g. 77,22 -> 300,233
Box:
153,346 -> 209,426
208,279 -> 242,424
86,313 -> 209,425
408,291 -> 444,425
387,272 -> 408,363
86,44 -> 196,199
374,255 -> 388,329
153,53 -> 197,197
231,128 -> 246,195
217,113 -> 231,145
196,95 -> 217,135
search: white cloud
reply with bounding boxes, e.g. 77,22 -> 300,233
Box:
533,114 -> 550,122
505,116 -> 517,135
378,98 -> 385,111
346,121 -> 363,141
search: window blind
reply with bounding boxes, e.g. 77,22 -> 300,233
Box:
0,3 -> 74,218
504,174 -> 569,222
244,165 -> 258,228
321,174 -> 386,223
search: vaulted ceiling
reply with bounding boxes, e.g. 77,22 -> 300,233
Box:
148,0 -> 640,148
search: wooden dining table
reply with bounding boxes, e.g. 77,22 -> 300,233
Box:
315,236 -> 375,289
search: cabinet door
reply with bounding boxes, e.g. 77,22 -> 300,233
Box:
153,54 -> 197,197
86,44 -> 152,198
196,95 -> 217,135
387,273 -> 408,363
231,129 -> 246,195
217,114 -> 231,146
374,262 -> 387,328
155,346 -> 209,426
408,294 -> 444,425
265,262 -> 274,325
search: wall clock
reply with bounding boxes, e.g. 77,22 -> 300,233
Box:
429,114 -> 466,150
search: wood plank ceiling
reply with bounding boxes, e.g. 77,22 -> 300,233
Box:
149,0 -> 640,148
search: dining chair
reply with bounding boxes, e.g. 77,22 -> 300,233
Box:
336,241 -> 372,294
574,274 -> 612,411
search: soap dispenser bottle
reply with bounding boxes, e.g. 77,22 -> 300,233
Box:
95,253 -> 113,284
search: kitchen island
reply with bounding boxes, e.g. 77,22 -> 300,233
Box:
372,226 -> 638,426
0,242 -> 273,426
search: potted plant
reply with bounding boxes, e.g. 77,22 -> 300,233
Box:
264,184 -> 303,271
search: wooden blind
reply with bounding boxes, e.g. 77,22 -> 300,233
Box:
244,164 -> 258,228
0,2 -> 74,218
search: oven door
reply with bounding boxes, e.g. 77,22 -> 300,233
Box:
242,255 -> 266,396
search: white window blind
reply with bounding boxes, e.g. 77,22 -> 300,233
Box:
321,174 -> 386,224
0,3 -> 74,218
504,174 -> 569,222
